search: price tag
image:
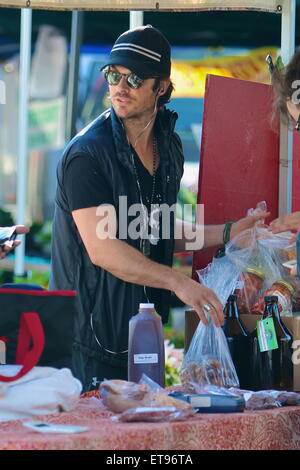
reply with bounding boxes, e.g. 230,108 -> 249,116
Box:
257,318 -> 278,352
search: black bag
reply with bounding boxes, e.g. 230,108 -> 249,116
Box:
0,288 -> 77,381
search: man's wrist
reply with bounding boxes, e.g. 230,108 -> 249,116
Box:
167,269 -> 188,294
223,221 -> 234,244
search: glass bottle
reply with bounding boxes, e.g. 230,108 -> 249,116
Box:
252,295 -> 293,391
128,303 -> 165,386
223,294 -> 252,389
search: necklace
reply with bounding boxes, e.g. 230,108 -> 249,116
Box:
131,135 -> 159,258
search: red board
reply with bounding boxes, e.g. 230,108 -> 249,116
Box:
192,74 -> 280,278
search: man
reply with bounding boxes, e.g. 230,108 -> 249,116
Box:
50,25 -> 268,391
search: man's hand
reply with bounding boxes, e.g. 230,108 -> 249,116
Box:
173,275 -> 224,327
0,225 -> 29,260
230,211 -> 270,240
268,212 -> 300,234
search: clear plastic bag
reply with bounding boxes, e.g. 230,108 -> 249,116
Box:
99,376 -> 196,422
225,225 -> 297,316
228,388 -> 282,410
228,387 -> 300,410
180,315 -> 240,390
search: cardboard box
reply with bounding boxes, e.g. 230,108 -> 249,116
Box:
185,310 -> 300,392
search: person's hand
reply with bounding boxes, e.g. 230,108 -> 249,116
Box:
268,211 -> 300,234
230,211 -> 270,240
174,276 -> 224,327
0,225 -> 29,259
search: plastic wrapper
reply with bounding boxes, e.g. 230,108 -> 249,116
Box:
180,314 -> 240,390
228,387 -> 300,410
99,376 -> 196,422
224,207 -> 297,316
118,406 -> 196,423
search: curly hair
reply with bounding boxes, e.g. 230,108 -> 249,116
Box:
271,48 -> 300,129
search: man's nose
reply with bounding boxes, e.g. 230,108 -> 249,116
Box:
117,75 -> 130,90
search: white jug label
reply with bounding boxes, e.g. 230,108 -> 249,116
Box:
134,353 -> 158,364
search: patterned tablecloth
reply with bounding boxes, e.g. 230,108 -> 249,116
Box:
0,391 -> 300,450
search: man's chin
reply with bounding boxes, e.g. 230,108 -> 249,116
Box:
113,106 -> 139,121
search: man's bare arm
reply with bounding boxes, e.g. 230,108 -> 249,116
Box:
72,205 -> 224,326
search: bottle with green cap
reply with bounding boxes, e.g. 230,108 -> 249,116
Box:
128,303 -> 165,386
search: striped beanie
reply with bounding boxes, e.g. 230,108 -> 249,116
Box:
101,25 -> 171,79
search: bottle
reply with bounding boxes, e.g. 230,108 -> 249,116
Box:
128,303 -> 165,386
252,295 -> 293,391
223,294 -> 252,389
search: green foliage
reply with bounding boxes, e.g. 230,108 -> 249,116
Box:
14,269 -> 50,289
165,362 -> 181,387
0,269 -> 14,284
163,326 -> 184,349
25,220 -> 53,257
33,220 -> 53,256
176,186 -> 197,223
0,208 -> 14,227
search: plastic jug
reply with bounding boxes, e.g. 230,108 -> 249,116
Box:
128,303 -> 165,386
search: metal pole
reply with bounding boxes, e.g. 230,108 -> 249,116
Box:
15,8 -> 32,276
278,0 -> 296,216
66,11 -> 84,142
130,11 -> 144,29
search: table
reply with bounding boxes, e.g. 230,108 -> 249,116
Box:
0,391 -> 300,450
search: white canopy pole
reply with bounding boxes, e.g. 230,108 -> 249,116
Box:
130,11 -> 144,29
15,9 -> 32,276
278,0 -> 296,216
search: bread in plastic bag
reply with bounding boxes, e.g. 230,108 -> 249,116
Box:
228,387 -> 300,410
99,375 -> 196,422
180,313 -> 240,390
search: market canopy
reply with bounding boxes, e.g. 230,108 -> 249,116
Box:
0,0 -> 279,12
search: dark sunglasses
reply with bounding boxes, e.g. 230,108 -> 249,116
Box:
104,69 -> 145,89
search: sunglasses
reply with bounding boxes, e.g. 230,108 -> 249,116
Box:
104,69 -> 145,89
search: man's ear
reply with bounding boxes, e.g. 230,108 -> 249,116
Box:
158,78 -> 170,95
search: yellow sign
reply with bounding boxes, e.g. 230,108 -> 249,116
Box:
171,47 -> 278,98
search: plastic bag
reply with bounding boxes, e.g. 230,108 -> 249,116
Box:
180,315 -> 240,390
228,387 -> 300,410
225,225 -> 297,316
99,376 -> 196,422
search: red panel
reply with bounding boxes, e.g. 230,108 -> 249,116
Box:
192,75 -> 280,279
292,131 -> 300,212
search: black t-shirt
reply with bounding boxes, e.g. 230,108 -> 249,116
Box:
64,152 -> 165,304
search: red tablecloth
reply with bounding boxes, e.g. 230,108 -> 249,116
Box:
0,392 -> 300,450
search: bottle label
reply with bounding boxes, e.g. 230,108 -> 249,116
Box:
134,353 -> 158,364
257,318 -> 278,352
